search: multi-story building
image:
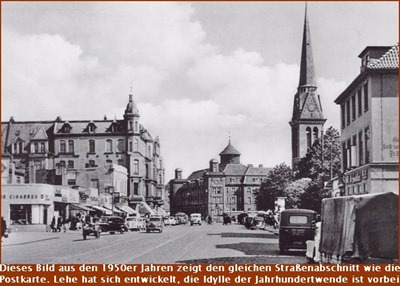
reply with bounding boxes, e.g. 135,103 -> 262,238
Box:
334,44 -> 398,196
290,7 -> 326,169
169,140 -> 271,218
1,92 -> 166,209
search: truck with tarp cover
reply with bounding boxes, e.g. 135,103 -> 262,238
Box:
319,192 -> 398,263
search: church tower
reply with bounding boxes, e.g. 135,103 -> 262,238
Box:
289,6 -> 326,169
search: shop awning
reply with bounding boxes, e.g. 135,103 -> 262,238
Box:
70,204 -> 92,212
117,205 -> 137,215
138,202 -> 155,215
90,206 -> 112,215
102,206 -> 124,215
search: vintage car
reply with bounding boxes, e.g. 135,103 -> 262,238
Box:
146,215 -> 164,233
190,213 -> 202,226
125,215 -> 141,231
98,216 -> 128,234
278,209 -> 317,254
309,192 -> 399,263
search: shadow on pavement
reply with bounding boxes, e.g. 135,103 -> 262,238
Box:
215,242 -> 306,257
207,232 -> 276,239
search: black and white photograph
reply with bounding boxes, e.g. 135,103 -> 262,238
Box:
1,1 -> 398,265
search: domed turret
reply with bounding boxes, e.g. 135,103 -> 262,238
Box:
124,94 -> 140,117
219,140 -> 241,166
209,158 -> 219,172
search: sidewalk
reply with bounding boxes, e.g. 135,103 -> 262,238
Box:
2,231 -> 78,247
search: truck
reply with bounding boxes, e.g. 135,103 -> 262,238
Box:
306,192 -> 398,263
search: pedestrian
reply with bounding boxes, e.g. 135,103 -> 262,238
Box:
1,217 -> 7,240
57,216 -> 63,232
50,216 -> 57,232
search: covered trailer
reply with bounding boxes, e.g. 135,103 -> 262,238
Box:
319,192 -> 398,263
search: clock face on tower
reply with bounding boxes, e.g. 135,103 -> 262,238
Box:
307,104 -> 316,112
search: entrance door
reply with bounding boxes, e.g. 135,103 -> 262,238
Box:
43,208 -> 48,225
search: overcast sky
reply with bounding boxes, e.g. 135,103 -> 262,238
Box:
2,2 -> 398,180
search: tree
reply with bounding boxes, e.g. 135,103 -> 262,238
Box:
299,181 -> 331,213
296,126 -> 342,183
255,163 -> 293,211
283,178 -> 312,209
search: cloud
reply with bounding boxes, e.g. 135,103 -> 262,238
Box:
2,2 -> 347,181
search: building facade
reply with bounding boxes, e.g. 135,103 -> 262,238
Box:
290,7 -> 326,169
169,141 -> 271,218
334,44 -> 398,196
1,93 -> 166,209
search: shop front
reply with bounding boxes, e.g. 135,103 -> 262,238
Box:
1,184 -> 54,226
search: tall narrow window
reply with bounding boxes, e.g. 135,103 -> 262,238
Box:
341,104 -> 345,129
59,160 -> 66,168
68,140 -> 74,153
134,139 -> 139,152
347,139 -> 351,170
68,160 -> 74,169
358,131 -> 363,166
134,160 -> 139,174
40,143 -> 46,153
129,140 -> 132,152
342,142 -> 347,171
364,82 -> 369,111
89,140 -> 95,153
351,135 -> 357,168
346,99 -> 350,126
117,139 -> 124,152
313,127 -> 319,143
105,139 -> 112,152
34,142 -> 39,153
357,90 -> 362,116
306,127 -> 312,149
365,127 -> 370,164
60,140 -> 66,153
351,94 -> 356,121
89,160 -> 96,167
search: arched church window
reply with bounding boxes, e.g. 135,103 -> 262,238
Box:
313,127 -> 319,143
306,127 -> 312,149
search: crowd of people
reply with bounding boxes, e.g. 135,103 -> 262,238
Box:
49,213 -> 100,232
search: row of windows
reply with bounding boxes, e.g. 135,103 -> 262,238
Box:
341,81 -> 369,129
347,183 -> 368,196
342,126 -> 370,171
226,197 -> 236,204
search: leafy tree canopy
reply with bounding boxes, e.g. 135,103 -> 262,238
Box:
255,163 -> 293,211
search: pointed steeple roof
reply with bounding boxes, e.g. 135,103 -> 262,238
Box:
298,4 -> 316,87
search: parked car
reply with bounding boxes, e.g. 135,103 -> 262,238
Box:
125,215 -> 141,231
278,209 -> 317,254
175,212 -> 188,224
146,215 -> 164,233
98,216 -> 128,234
164,216 -> 177,226
190,213 -> 202,226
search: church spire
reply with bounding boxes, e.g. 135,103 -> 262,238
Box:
298,3 -> 316,88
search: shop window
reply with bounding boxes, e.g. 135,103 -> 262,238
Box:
10,205 -> 32,225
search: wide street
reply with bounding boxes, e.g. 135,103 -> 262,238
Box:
1,222 -> 305,264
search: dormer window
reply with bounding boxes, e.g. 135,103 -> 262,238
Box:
60,122 -> 72,133
86,121 -> 97,133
